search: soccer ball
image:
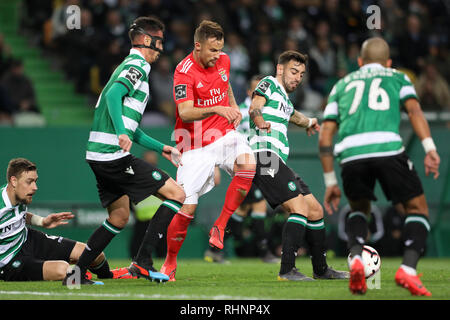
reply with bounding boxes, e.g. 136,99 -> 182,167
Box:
347,245 -> 381,279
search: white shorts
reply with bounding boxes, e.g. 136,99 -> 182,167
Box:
176,130 -> 253,205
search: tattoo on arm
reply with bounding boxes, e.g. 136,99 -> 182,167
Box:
290,111 -> 309,128
319,146 -> 334,156
249,109 -> 263,119
202,109 -> 216,118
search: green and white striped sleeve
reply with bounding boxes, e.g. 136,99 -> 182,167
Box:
116,60 -> 150,96
398,72 -> 419,105
254,78 -> 274,101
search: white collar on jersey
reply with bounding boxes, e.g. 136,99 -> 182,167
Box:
129,48 -> 146,59
360,63 -> 385,70
2,185 -> 13,209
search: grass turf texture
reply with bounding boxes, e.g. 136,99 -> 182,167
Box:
0,258 -> 449,300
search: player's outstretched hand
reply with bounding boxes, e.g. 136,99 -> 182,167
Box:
162,145 -> 182,168
323,185 -> 341,215
424,150 -> 440,179
42,212 -> 74,229
306,118 -> 320,136
118,134 -> 132,152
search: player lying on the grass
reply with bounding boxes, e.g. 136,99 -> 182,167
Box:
319,37 -> 440,296
247,50 -> 349,281
0,158 -> 130,282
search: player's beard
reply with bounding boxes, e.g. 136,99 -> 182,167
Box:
283,76 -> 299,93
17,194 -> 33,205
150,52 -> 160,63
206,58 -> 218,68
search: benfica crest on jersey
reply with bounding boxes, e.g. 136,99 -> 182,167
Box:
218,68 -> 227,82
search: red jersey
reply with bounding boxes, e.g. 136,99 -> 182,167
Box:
173,51 -> 235,152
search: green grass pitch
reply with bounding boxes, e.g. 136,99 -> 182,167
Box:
0,257 -> 449,300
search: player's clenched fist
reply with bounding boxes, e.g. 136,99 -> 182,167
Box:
118,134 -> 132,152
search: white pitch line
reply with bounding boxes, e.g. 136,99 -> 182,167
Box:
0,290 -> 266,300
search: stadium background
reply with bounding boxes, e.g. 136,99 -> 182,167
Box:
0,0 -> 448,260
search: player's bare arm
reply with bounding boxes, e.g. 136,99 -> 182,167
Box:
228,84 -> 242,127
290,110 -> 320,136
227,84 -> 239,109
318,120 -> 341,214
177,99 -> 240,123
404,98 -> 440,179
318,120 -> 338,174
249,94 -> 271,132
25,212 -> 74,229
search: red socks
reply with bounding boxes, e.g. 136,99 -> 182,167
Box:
165,170 -> 255,262
165,211 -> 193,265
213,170 -> 256,230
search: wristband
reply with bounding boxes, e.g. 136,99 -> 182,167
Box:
421,137 -> 436,153
307,118 -> 313,128
30,214 -> 44,227
324,171 -> 338,187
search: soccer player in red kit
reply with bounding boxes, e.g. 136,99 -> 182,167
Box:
160,20 -> 256,280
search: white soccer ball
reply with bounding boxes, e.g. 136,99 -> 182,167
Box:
347,245 -> 381,279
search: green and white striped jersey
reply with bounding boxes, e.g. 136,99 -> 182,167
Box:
249,76 -> 295,163
86,49 -> 151,161
0,185 -> 28,268
323,63 -> 418,164
237,96 -> 251,135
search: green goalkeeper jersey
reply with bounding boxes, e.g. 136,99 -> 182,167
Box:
323,63 -> 418,164
86,49 -> 151,161
249,76 -> 295,163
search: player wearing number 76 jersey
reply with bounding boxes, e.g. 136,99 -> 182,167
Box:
319,37 -> 440,296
